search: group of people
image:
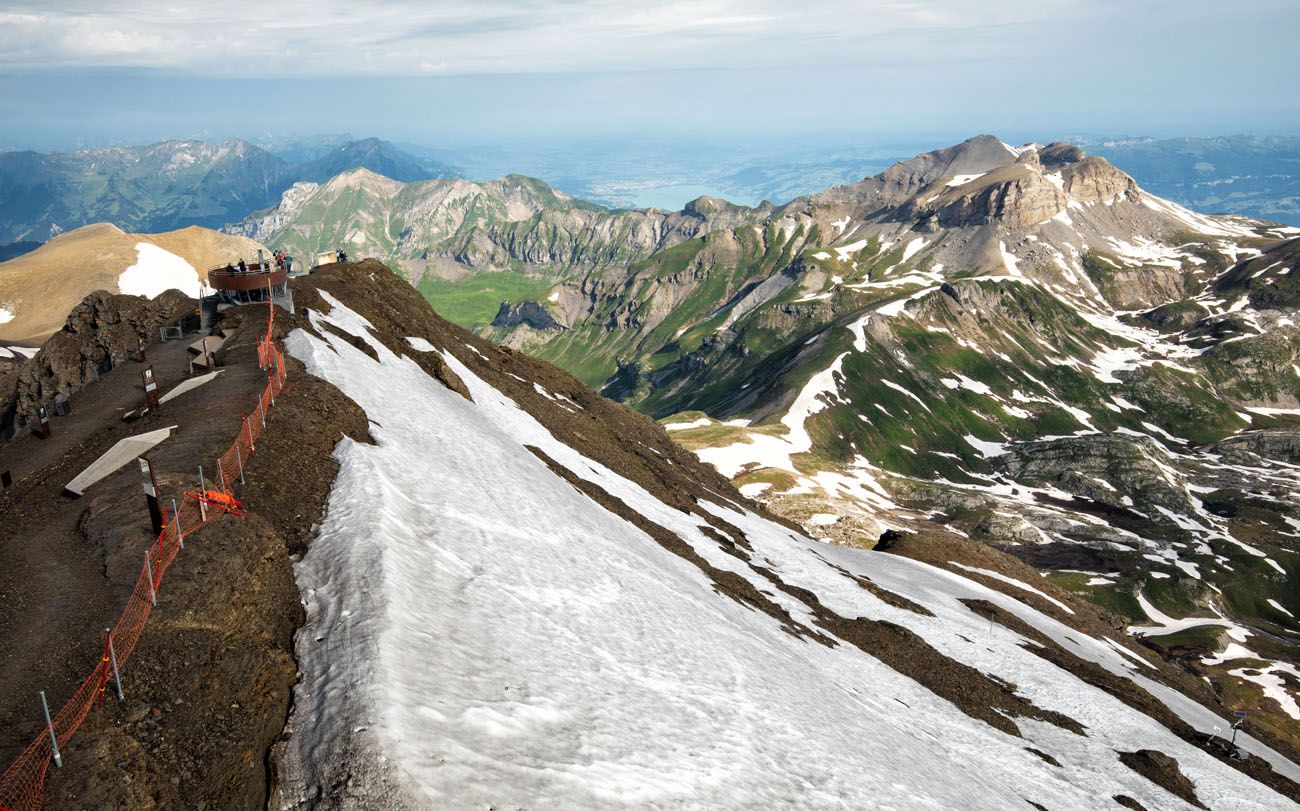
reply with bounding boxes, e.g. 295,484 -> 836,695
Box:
222,249 -> 294,275
222,247 -> 348,276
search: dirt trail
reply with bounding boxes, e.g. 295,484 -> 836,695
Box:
1,337 -> 195,483
0,311 -> 267,771
0,295 -> 371,810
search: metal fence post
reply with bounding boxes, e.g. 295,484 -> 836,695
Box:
106,629 -> 124,700
40,691 -> 61,767
236,445 -> 245,485
244,415 -> 255,453
172,498 -> 185,550
197,466 -> 208,522
144,550 -> 157,607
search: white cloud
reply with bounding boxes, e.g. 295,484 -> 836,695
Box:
0,1 -> 1082,76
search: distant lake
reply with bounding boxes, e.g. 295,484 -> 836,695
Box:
621,184 -> 739,211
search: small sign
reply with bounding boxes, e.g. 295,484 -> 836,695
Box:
138,458 -> 156,497
142,366 -> 160,409
1233,710 -> 1249,718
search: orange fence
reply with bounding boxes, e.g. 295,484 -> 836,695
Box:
0,302 -> 287,811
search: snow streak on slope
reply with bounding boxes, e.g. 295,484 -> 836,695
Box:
279,291 -> 1298,810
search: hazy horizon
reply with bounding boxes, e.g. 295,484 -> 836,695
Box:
2,1 -> 1298,150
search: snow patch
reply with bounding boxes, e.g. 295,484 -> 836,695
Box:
664,417 -> 712,431
118,242 -> 209,299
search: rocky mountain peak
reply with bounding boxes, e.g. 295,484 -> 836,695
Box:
321,166 -> 404,195
683,195 -> 736,217
1039,141 -> 1086,167
882,134 -> 1023,185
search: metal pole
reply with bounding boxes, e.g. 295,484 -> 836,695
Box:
236,445 -> 245,485
244,415 -> 255,453
197,466 -> 208,522
40,690 -> 61,767
144,550 -> 156,607
172,498 -> 185,550
106,629 -> 124,700
259,399 -> 266,429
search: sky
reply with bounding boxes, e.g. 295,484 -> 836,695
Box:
1,0 -> 1298,149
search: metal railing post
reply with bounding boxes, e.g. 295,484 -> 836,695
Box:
40,691 -> 61,767
197,466 -> 208,522
144,550 -> 157,607
172,498 -> 185,550
106,629 -> 124,700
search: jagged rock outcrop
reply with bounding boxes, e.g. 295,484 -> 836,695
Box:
229,171 -> 771,282
3,290 -> 193,436
995,434 -> 1196,519
491,300 -> 563,331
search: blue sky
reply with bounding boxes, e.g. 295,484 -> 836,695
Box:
1,0 -> 1298,149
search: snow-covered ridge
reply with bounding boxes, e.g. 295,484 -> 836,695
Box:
276,287 -> 1299,809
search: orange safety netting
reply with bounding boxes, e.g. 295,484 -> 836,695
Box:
0,301 -> 287,811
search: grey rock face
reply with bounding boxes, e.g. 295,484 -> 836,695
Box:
3,290 -> 193,436
491,300 -> 564,331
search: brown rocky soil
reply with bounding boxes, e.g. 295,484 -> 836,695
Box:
0,291 -> 364,809
1118,749 -> 1207,809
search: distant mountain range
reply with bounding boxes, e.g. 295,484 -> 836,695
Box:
231,135 -> 1300,750
0,137 -> 461,249
9,132 -> 1300,758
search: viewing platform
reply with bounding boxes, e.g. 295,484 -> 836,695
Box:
207,261 -> 287,293
201,256 -> 294,329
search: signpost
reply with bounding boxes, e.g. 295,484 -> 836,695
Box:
1231,710 -> 1248,748
142,365 -> 160,410
138,457 -> 163,535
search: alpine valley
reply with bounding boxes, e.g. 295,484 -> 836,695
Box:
230,134 -> 1300,753
4,132 -> 1300,810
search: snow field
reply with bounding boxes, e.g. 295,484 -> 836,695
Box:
280,291 -> 1299,809
117,242 -> 212,299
